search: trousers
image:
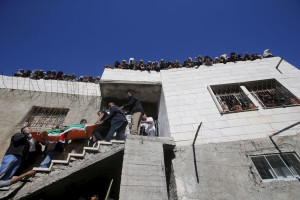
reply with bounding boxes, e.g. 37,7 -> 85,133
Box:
0,155 -> 23,180
105,121 -> 128,142
131,112 -> 142,135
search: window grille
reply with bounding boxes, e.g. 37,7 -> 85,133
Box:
250,153 -> 300,180
18,106 -> 69,128
244,79 -> 300,108
210,83 -> 257,113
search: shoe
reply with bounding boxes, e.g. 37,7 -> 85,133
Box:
88,141 -> 95,147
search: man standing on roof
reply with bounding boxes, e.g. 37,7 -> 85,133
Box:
120,91 -> 144,135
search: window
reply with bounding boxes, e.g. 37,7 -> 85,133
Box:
250,153 -> 300,180
209,83 -> 257,114
18,106 -> 69,128
244,79 -> 300,108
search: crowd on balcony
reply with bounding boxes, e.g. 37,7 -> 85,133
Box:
104,49 -> 274,71
13,69 -> 101,84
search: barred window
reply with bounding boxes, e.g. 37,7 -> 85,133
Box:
250,153 -> 300,180
209,83 -> 257,114
244,79 -> 300,108
18,106 -> 69,128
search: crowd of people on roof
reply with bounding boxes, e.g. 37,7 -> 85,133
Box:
13,69 -> 101,84
105,49 -> 274,71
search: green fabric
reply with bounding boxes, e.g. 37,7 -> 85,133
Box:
46,129 -> 62,134
65,124 -> 85,130
46,124 -> 85,134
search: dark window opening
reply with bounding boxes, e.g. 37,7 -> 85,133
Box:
250,152 -> 300,180
101,98 -> 159,136
244,79 -> 300,108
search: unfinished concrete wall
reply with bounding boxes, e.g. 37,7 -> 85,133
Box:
172,134 -> 300,200
119,135 -> 171,200
0,89 -> 101,158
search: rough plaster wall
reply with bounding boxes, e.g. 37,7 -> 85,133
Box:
0,89 -> 100,158
172,135 -> 300,200
119,135 -> 169,200
158,88 -> 171,137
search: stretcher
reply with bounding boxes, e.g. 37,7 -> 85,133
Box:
31,124 -> 97,142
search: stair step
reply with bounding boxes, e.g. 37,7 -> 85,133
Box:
84,146 -> 100,151
33,163 -> 53,172
69,152 -> 85,158
111,140 -> 125,144
52,159 -> 69,164
98,141 -> 112,145
31,140 -> 125,174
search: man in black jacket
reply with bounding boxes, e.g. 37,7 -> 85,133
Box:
0,126 -> 31,181
99,102 -> 128,142
121,91 -> 143,135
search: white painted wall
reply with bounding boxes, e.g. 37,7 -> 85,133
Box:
160,57 -> 300,145
158,88 -> 171,137
101,68 -> 161,83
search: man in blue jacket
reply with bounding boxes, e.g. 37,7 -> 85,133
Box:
0,126 -> 31,181
99,102 -> 128,142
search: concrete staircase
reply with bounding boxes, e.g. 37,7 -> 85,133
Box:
33,140 -> 124,173
1,140 -> 125,200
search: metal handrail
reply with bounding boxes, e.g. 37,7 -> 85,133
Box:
269,121 -> 300,138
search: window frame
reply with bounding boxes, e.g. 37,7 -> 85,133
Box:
208,84 -> 258,114
208,79 -> 300,114
244,79 -> 300,109
18,106 -> 69,129
249,152 -> 300,181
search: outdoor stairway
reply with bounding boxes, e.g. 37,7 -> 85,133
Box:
33,140 -> 124,173
1,140 -> 125,200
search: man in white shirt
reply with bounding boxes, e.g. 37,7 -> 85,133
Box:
140,114 -> 156,137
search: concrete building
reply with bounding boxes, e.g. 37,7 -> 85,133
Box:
0,57 -> 300,199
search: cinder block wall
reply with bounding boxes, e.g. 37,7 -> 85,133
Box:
160,57 -> 300,145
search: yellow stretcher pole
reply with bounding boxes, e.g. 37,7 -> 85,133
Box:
104,179 -> 114,200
